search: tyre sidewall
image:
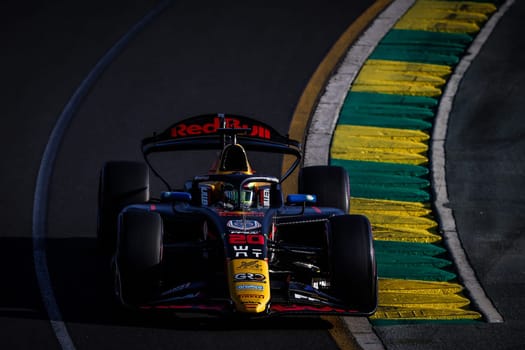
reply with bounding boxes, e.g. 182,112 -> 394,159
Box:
329,214 -> 377,313
116,210 -> 163,305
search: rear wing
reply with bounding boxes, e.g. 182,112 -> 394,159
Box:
141,114 -> 302,182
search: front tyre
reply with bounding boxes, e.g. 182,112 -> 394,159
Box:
329,214 -> 377,314
115,211 -> 163,305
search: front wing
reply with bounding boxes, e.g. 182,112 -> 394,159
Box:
135,280 -> 371,317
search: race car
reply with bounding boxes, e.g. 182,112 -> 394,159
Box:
97,113 -> 377,316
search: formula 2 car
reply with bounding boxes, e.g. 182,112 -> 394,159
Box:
97,113 -> 377,316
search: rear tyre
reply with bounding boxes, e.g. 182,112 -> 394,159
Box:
298,165 -> 350,213
329,214 -> 377,314
97,161 -> 149,256
116,211 -> 163,305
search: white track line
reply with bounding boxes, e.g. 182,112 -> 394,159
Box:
31,2 -> 171,349
431,0 -> 514,324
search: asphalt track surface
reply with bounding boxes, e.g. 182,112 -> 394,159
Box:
2,1 -> 524,350
1,1 -> 372,349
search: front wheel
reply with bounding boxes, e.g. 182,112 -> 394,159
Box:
115,210 -> 163,305
329,214 -> 377,314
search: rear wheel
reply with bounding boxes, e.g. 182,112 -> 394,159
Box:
97,161 -> 149,256
298,165 -> 350,213
329,214 -> 377,314
116,211 -> 163,305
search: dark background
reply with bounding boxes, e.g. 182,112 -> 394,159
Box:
1,0 -> 372,348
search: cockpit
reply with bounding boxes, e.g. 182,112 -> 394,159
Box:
198,178 -> 275,210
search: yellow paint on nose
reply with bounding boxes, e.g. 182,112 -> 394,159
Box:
228,259 -> 271,314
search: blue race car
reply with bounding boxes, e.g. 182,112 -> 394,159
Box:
97,113 -> 377,316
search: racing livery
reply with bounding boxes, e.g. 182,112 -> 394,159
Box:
97,113 -> 377,316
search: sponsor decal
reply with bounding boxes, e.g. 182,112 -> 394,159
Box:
170,116 -> 271,139
234,273 -> 266,282
228,233 -> 265,258
250,248 -> 263,258
231,246 -> 263,258
227,219 -> 262,231
235,260 -> 263,271
239,294 -> 265,300
236,284 -> 264,291
262,188 -> 270,207
201,187 -> 209,206
232,245 -> 249,258
228,234 -> 264,245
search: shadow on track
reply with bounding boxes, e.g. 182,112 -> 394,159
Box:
0,238 -> 47,320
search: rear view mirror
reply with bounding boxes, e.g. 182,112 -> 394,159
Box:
161,191 -> 192,202
286,194 -> 317,205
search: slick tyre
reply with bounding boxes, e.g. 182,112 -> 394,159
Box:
97,161 -> 149,256
329,214 -> 377,314
299,166 -> 350,213
116,211 -> 163,305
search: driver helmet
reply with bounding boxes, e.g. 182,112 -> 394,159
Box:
222,183 -> 257,209
223,183 -> 238,209
240,185 -> 255,208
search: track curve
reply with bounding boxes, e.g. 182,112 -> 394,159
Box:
7,1 -> 522,349
2,1 -> 373,349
